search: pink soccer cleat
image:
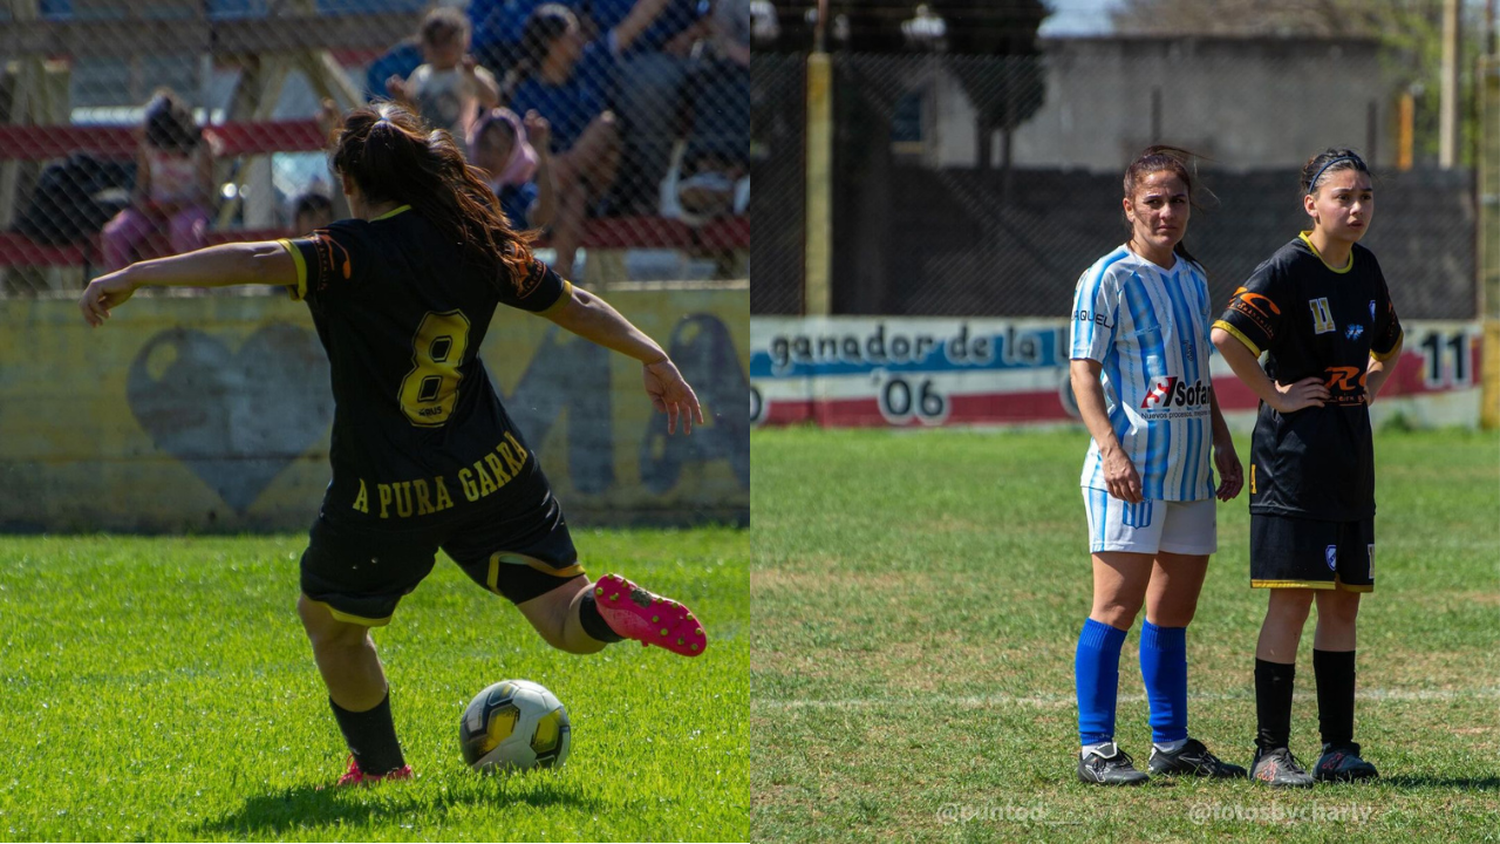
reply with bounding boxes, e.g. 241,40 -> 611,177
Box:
331,755 -> 413,788
593,573 -> 707,657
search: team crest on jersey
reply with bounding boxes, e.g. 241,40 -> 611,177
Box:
1309,298 -> 1336,334
1325,545 -> 1338,571
1345,324 -> 1364,340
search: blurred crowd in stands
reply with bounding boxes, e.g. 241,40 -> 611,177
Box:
10,0 -> 748,281
376,0 -> 750,274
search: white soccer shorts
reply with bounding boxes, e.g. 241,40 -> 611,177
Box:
1082,488 -> 1216,555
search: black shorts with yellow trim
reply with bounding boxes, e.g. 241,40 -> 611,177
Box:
300,462 -> 583,626
1250,512 -> 1374,592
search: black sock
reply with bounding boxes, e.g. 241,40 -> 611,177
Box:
330,691 -> 405,775
1313,649 -> 1356,748
1255,658 -> 1297,750
578,588 -> 623,644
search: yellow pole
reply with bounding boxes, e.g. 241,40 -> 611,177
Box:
1397,92 -> 1415,172
804,51 -> 833,317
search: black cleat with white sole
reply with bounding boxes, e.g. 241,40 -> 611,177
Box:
1147,738 -> 1247,778
1077,744 -> 1150,786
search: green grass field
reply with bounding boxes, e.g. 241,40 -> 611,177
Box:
0,527 -> 747,842
752,426 -> 1500,842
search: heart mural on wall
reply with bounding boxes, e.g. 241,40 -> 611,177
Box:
127,323 -> 333,513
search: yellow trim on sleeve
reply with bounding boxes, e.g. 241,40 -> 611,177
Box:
1212,319 -> 1262,357
277,238 -> 308,301
537,279 -> 573,316
309,599 -> 392,627
1251,579 -> 1337,590
1299,231 -> 1353,274
1370,327 -> 1404,362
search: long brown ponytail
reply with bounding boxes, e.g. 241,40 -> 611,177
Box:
330,102 -> 535,294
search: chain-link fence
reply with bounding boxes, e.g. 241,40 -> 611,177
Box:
0,0 -> 749,294
758,41 -> 1479,319
747,50 -> 800,314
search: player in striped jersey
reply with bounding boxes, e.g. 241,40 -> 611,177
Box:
1068,147 -> 1244,785
1212,149 -> 1401,787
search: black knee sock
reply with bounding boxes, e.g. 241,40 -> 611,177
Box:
1255,659 -> 1297,750
1313,649 -> 1356,748
578,588 -> 623,644
330,691 -> 406,775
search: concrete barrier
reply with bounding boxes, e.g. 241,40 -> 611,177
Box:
0,287 -> 748,532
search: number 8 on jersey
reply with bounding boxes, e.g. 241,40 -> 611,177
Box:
399,309 -> 472,426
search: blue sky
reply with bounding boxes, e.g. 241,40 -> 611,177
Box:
1038,0 -> 1124,36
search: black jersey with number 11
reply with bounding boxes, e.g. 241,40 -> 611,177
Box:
277,205 -> 568,528
1213,233 -> 1403,522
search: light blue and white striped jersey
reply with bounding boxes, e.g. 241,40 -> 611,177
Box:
1069,246 -> 1216,501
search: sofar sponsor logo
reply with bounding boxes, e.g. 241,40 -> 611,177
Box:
1140,377 -> 1212,410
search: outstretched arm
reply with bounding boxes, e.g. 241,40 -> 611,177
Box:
79,242 -> 297,326
539,282 -> 704,434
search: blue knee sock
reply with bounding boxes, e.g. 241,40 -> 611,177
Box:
1140,621 -> 1188,745
1075,618 -> 1128,746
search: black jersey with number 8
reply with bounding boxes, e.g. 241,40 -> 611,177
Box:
277,205 -> 568,528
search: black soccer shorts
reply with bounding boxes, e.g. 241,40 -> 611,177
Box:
300,462 -> 585,626
1249,513 -> 1374,592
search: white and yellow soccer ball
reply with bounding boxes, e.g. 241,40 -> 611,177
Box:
459,679 -> 571,772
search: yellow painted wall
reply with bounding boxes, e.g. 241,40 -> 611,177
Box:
0,288 -> 748,532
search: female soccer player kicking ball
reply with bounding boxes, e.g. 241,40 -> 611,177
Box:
1069,147 -> 1245,785
80,103 -> 709,787
1211,149 -> 1402,787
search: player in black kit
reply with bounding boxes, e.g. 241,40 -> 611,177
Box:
80,103 -> 709,787
1211,149 -> 1403,787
